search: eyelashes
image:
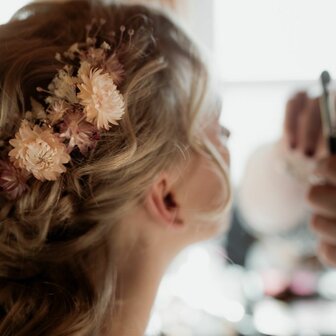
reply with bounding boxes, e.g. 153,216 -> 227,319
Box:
219,125 -> 231,142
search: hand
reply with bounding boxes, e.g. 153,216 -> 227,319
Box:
284,92 -> 324,158
308,156 -> 336,266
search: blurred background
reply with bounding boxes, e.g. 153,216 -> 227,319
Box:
2,1 -> 336,335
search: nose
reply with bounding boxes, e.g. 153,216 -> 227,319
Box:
219,126 -> 231,166
220,144 -> 230,167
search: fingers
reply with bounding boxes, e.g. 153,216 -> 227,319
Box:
307,184 -> 336,218
284,92 -> 323,157
307,157 -> 336,267
310,215 -> 336,244
310,215 -> 336,266
300,98 -> 322,157
310,216 -> 336,267
315,156 -> 336,185
284,92 -> 307,148
317,241 -> 336,267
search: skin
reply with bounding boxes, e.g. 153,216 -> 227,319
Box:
102,118 -> 230,336
308,156 -> 336,267
284,92 -> 336,267
101,92 -> 335,335
284,92 -> 323,157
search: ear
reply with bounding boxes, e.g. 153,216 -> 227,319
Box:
145,174 -> 183,229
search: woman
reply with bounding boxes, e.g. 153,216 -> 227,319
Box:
0,1 -> 231,335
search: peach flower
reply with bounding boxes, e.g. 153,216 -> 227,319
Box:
0,160 -> 29,200
77,66 -> 125,130
8,120 -> 71,181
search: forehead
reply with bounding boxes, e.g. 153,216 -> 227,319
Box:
194,84 -> 223,131
207,93 -> 223,122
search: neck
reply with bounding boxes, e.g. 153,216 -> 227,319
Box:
102,212 -> 181,336
112,249 -> 170,335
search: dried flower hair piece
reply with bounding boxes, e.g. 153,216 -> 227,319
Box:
78,67 -> 125,130
8,120 -> 71,181
0,160 -> 29,200
0,19 -> 128,200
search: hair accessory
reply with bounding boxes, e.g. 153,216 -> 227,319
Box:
0,20 -> 127,200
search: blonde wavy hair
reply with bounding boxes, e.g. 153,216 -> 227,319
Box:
0,1 -> 231,335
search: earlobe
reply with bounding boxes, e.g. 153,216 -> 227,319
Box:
145,176 -> 183,228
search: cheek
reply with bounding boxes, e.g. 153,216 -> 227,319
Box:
191,199 -> 231,242
218,146 -> 230,174
178,153 -> 232,241
184,155 -> 228,213
200,162 -> 226,209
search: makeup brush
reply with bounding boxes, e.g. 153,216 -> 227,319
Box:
320,71 -> 336,154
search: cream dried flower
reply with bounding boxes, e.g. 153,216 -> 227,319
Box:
8,120 -> 71,181
47,99 -> 71,125
30,98 -> 47,120
100,42 -> 111,51
78,61 -> 91,80
85,47 -> 107,67
77,67 -> 125,130
59,110 -> 99,155
24,99 -> 46,121
64,43 -> 81,60
48,65 -> 78,104
0,160 -> 29,200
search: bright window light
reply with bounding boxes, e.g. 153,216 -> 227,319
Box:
213,0 -> 336,184
0,1 -> 30,24
214,0 -> 336,82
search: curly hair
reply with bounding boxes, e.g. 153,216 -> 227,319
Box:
0,1 -> 230,335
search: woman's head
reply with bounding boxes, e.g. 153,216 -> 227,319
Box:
0,1 -> 231,334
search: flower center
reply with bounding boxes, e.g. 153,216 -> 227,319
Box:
26,139 -> 56,170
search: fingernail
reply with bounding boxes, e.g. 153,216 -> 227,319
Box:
305,149 -> 315,157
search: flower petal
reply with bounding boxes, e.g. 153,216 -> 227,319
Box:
77,67 -> 125,130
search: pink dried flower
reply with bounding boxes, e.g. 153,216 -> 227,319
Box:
8,120 -> 71,181
77,66 -> 125,130
104,54 -> 125,85
59,110 -> 99,155
0,160 -> 29,200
